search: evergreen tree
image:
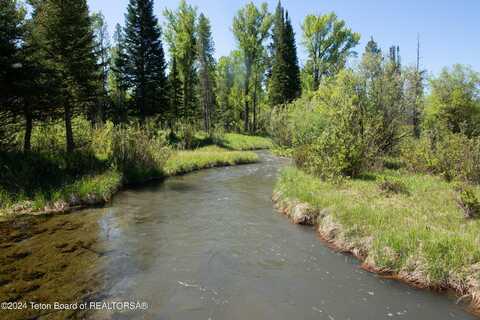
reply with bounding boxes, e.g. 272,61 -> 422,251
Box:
123,0 -> 167,121
197,13 -> 216,132
268,1 -> 300,106
0,0 -> 26,148
283,12 -> 301,101
91,11 -> 111,126
32,0 -> 98,153
110,23 -> 129,123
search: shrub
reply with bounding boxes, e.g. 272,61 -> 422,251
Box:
269,95 -> 326,148
423,65 -> 480,138
454,184 -> 480,219
110,125 -> 171,183
435,133 -> 480,183
298,70 -> 381,179
401,132 -> 480,184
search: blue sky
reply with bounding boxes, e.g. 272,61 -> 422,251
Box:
88,0 -> 480,76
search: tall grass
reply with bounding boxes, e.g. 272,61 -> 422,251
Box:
275,167 -> 480,286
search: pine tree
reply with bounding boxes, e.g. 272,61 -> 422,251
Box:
197,13 -> 216,133
123,0 -> 167,121
268,2 -> 300,106
91,11 -> 111,126
110,23 -> 129,123
0,0 -> 25,148
283,12 -> 301,101
31,0 -> 98,153
0,0 -> 23,104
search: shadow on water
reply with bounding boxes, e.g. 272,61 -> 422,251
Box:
0,151 -> 477,319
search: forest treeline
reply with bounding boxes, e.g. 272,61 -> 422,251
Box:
2,0 -> 480,212
0,0 -> 363,152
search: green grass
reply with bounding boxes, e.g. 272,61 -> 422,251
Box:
275,167 -> 480,287
220,133 -> 273,150
0,146 -> 258,217
163,146 -> 258,176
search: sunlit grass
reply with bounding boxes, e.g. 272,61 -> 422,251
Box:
275,167 -> 480,285
220,133 -> 273,150
164,146 -> 258,176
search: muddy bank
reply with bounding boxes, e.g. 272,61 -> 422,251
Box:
272,190 -> 480,316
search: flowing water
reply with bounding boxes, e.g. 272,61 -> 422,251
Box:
0,152 -> 476,319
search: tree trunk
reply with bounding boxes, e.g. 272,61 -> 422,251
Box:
65,104 -> 75,153
23,107 -> 32,153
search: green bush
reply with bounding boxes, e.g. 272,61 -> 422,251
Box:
269,95 -> 326,148
401,132 -> 480,184
298,70 -> 381,179
455,184 -> 480,219
423,65 -> 480,138
110,125 -> 171,183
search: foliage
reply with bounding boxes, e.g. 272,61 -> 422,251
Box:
232,2 -> 272,132
359,37 -> 405,154
455,184 -> 480,219
120,0 -> 168,121
297,70 -> 380,179
401,132 -> 480,184
424,65 -> 480,137
110,124 -> 171,183
301,13 -> 360,90
31,0 -> 99,153
197,13 -> 216,132
164,0 -> 198,122
268,2 -> 301,106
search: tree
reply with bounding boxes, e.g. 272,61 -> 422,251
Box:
216,56 -> 235,128
164,0 -> 198,123
197,13 -> 216,133
301,13 -> 360,90
167,56 -> 182,127
360,38 -> 404,154
232,2 -> 272,132
110,23 -> 129,123
31,0 -> 99,153
0,0 -> 25,148
424,65 -> 480,137
268,1 -> 300,106
91,11 -> 111,126
122,0 -> 167,122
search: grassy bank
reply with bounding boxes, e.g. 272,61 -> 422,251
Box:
0,145 -> 259,219
164,146 -> 258,176
220,133 -> 273,150
274,167 -> 480,309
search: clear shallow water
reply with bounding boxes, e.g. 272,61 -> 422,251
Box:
0,152 -> 476,319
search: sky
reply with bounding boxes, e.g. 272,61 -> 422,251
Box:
87,0 -> 480,76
